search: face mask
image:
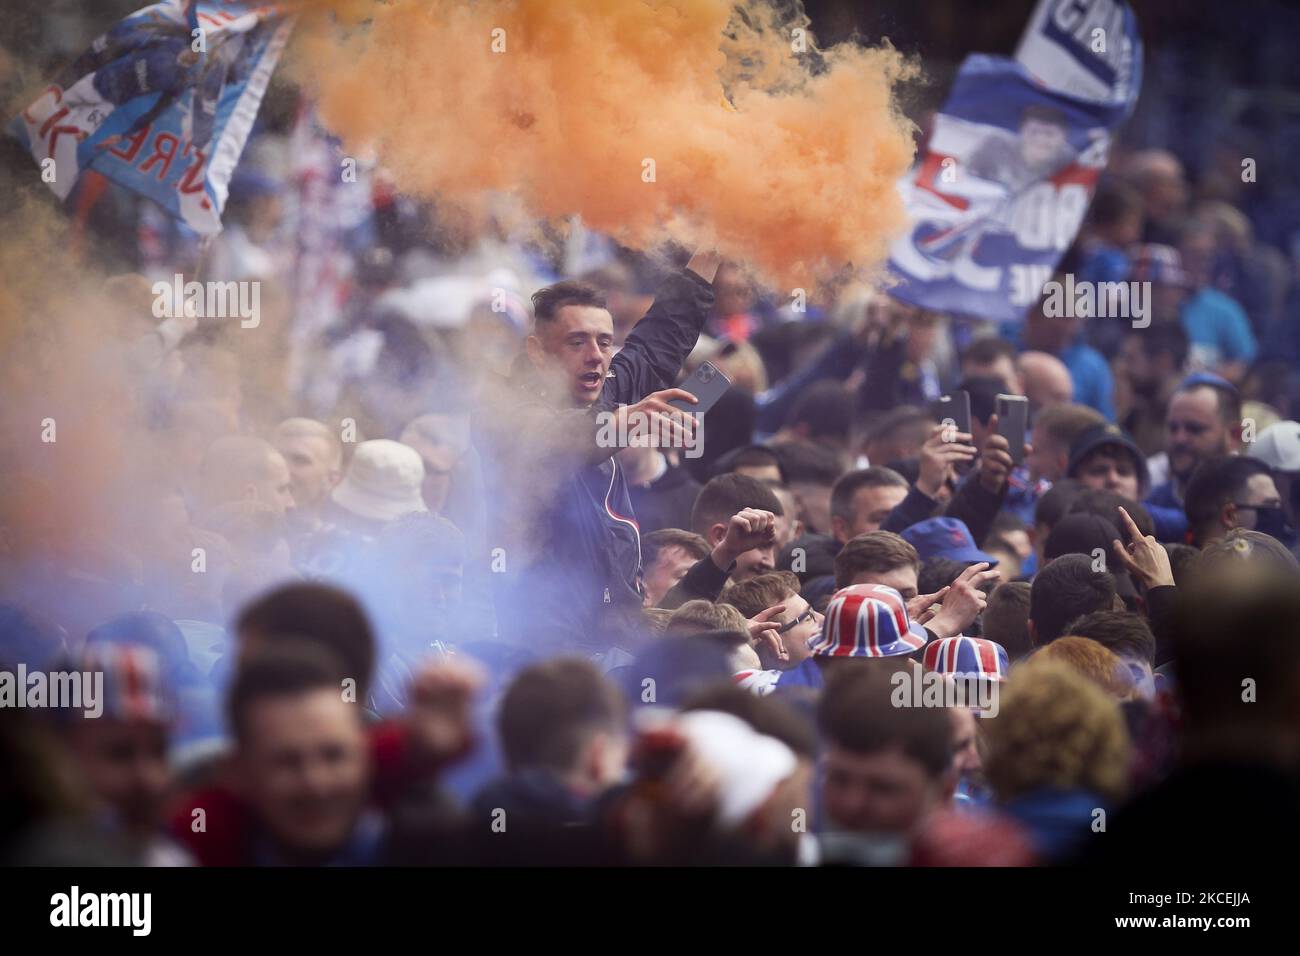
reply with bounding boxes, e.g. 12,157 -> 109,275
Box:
1247,505 -> 1297,548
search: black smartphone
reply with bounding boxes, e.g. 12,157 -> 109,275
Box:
996,394 -> 1029,465
668,361 -> 732,415
935,390 -> 972,438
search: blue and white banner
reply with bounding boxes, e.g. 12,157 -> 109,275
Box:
886,0 -> 1141,323
9,1 -> 293,235
1015,0 -> 1142,107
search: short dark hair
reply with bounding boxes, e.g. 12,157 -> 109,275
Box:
917,557 -> 979,598
818,666 -> 952,777
830,467 -> 909,524
1183,456 -> 1273,545
1029,553 -> 1118,646
983,581 -> 1033,660
1034,478 -> 1085,529
1087,179 -> 1143,229
770,440 -> 844,487
1063,609 -> 1156,665
531,280 -> 607,325
1163,542 -> 1200,585
865,406 -> 934,445
834,531 -> 919,589
1176,380 -> 1241,427
690,473 -> 784,537
990,511 -> 1029,538
236,583 -> 376,698
642,528 -> 710,569
961,337 -> 1017,369
1069,488 -> 1154,538
788,382 -> 855,443
498,658 -> 625,772
227,642 -> 349,743
1133,323 -> 1188,368
711,444 -> 788,483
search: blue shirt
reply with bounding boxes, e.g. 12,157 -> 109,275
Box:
1060,340 -> 1116,421
1001,466 -> 1045,525
1144,480 -> 1190,542
776,657 -> 825,691
1182,288 -> 1257,368
1005,328 -> 1116,421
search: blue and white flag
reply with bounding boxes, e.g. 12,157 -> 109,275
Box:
886,0 -> 1142,323
10,1 -> 293,235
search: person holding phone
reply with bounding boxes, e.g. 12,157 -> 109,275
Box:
475,251 -> 722,656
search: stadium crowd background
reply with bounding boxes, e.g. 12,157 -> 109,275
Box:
2,0 -> 1299,867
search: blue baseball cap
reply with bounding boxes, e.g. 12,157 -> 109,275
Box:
1180,370 -> 1238,396
900,517 -> 998,566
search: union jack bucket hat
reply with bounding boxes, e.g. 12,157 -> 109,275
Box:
922,635 -> 1009,682
811,584 -> 928,658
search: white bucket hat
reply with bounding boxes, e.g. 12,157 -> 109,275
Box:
331,439 -> 428,522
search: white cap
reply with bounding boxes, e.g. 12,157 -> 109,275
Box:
1248,421 -> 1300,474
331,439 -> 428,522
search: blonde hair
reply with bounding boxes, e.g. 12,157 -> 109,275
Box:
983,658 -> 1131,803
641,607 -> 674,636
668,600 -> 749,638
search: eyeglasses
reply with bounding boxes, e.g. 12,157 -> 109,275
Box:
777,608 -> 817,634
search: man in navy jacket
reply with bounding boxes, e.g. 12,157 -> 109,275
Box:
476,252 -> 720,655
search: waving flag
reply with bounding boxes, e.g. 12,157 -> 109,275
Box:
9,1 -> 293,235
887,0 -> 1142,323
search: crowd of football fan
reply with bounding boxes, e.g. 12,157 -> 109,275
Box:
4,92 -> 1300,866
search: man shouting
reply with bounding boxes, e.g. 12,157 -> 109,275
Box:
476,251 -> 721,656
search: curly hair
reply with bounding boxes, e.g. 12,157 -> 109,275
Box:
982,658 -> 1131,803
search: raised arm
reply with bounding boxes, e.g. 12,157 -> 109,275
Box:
607,254 -> 718,405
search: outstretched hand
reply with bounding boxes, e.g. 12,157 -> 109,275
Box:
926,562 -> 999,639
748,603 -> 789,661
1111,505 -> 1175,589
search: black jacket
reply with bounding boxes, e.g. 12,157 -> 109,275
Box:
627,461 -> 701,535
475,268 -> 714,652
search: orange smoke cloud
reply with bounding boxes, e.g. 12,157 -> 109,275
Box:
291,0 -> 918,286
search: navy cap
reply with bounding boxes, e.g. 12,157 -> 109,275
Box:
1067,423 -> 1150,491
901,517 -> 998,566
